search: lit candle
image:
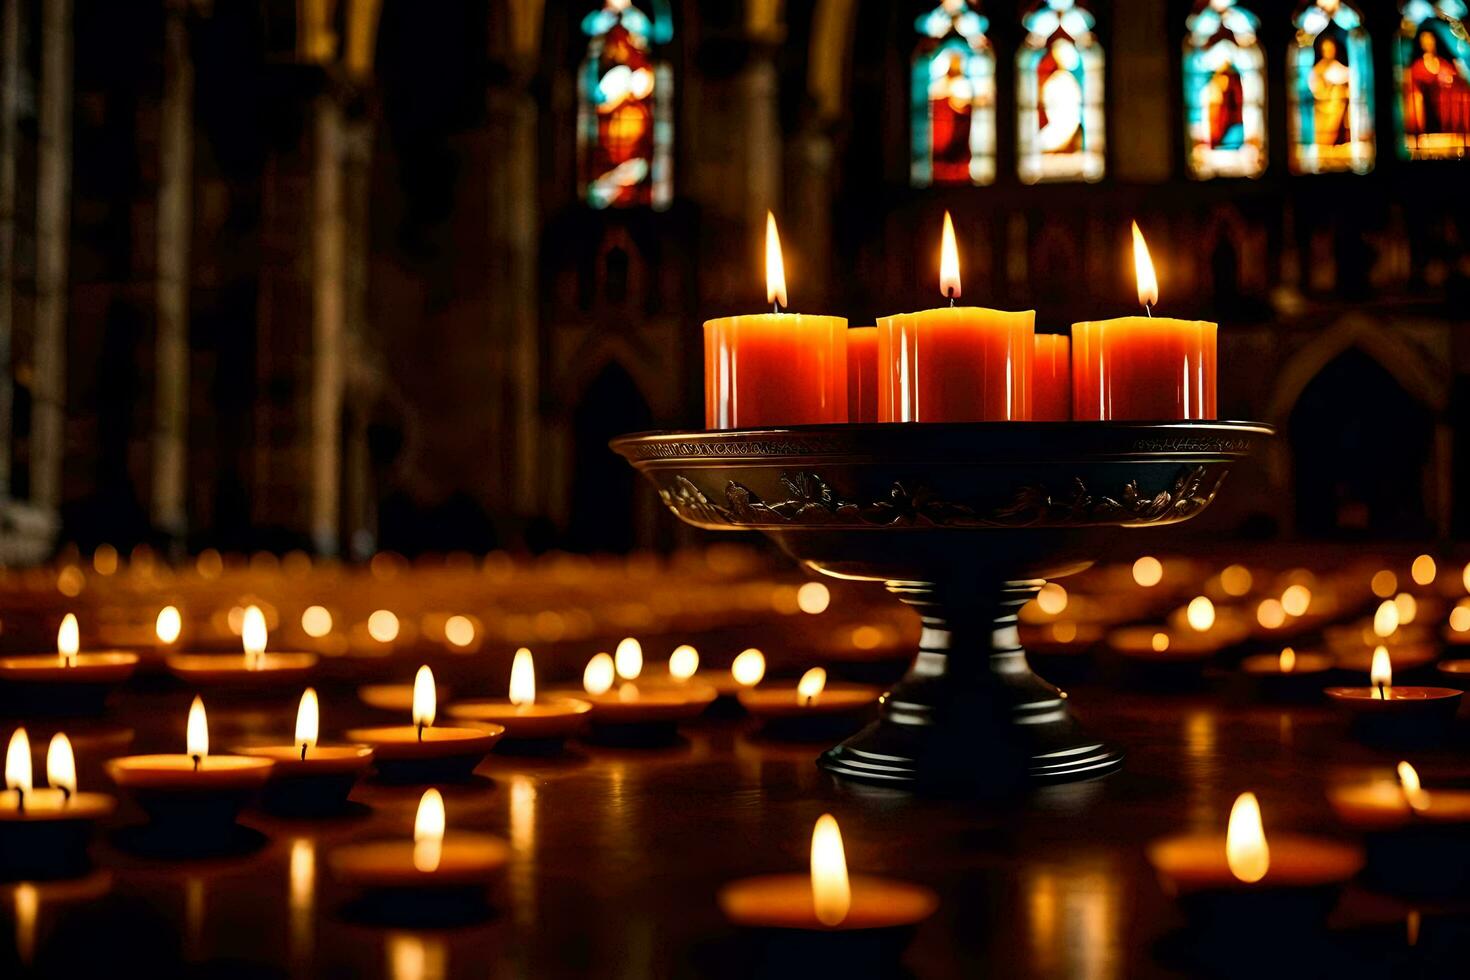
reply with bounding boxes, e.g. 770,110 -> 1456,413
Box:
0,728 -> 115,878
446,648 -> 592,743
570,650 -> 717,742
704,212 -> 848,429
106,696 -> 274,837
1032,333 -> 1071,421
1325,646 -> 1462,741
719,813 -> 938,931
1329,761 -> 1470,831
1071,222 -> 1216,420
165,604 -> 318,689
1239,646 -> 1334,698
346,666 -> 503,783
846,326 -> 879,422
238,687 -> 374,815
0,615 -> 138,713
878,211 -> 1033,421
737,666 -> 880,728
330,788 -> 511,904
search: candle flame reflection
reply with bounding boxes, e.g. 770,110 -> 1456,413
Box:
187,696 -> 209,759
798,667 -> 827,704
14,882 -> 37,966
509,648 -> 536,706
1131,221 -> 1158,309
583,653 -> 615,696
58,613 -> 78,666
156,605 -> 182,645
668,644 -> 699,681
412,666 -> 436,728
765,212 -> 787,310
387,931 -> 447,980
731,648 -> 766,687
939,210 -> 961,300
6,728 -> 32,795
295,688 -> 319,753
1398,761 -> 1430,812
1371,646 -> 1392,697
1225,792 -> 1269,884
810,813 -> 851,926
413,788 -> 446,873
46,733 -> 75,796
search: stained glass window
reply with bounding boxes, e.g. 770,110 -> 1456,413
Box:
1396,1 -> 1470,160
578,0 -> 673,209
1288,1 -> 1375,174
1184,1 -> 1267,179
911,1 -> 996,187
1017,0 -> 1104,184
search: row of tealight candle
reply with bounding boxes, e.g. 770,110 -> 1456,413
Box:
705,212 -> 1215,428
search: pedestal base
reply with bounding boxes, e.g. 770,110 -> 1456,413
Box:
817,579 -> 1122,792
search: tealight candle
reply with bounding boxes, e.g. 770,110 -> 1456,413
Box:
346,665 -> 503,782
0,729 -> 114,878
446,648 -> 591,743
1328,761 -> 1470,832
0,615 -> 138,714
1072,223 -> 1215,421
1327,761 -> 1470,894
330,788 -> 510,909
1147,792 -> 1361,924
719,813 -> 937,931
165,605 -> 317,690
1108,626 -> 1222,663
878,211 -> 1033,422
1325,646 -> 1461,741
704,212 -> 847,429
237,688 -> 373,815
737,667 -> 880,729
1239,646 -> 1334,699
573,649 -> 718,742
105,696 -> 273,835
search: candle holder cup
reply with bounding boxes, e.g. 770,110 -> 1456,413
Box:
615,421 -> 1270,793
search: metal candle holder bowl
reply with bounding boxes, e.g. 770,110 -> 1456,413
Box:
613,421 -> 1271,792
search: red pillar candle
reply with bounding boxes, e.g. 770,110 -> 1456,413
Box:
1033,334 -> 1071,421
878,212 -> 1033,422
1071,222 -> 1217,421
846,326 -> 878,423
704,213 -> 847,429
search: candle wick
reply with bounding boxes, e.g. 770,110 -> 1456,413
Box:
59,785 -> 71,805
772,301 -> 780,315
300,742 -> 308,762
1144,303 -> 1153,318
192,754 -> 201,772
946,286 -> 956,308
1377,682 -> 1386,700
13,787 -> 23,813
417,722 -> 425,743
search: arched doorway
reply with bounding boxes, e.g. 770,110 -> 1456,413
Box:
568,362 -> 653,553
1289,348 -> 1434,537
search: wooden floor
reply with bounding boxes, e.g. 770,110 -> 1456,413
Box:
4,670 -> 1469,979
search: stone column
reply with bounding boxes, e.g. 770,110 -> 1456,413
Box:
153,1 -> 193,545
31,0 -> 72,514
0,0 -> 19,498
340,113 -> 374,557
310,94 -> 345,554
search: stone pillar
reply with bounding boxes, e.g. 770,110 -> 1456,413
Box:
31,0 -> 72,514
0,0 -> 18,498
310,94 -> 345,554
153,2 -> 193,545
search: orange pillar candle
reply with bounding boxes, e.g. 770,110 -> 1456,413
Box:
1071,222 -> 1217,421
1033,334 -> 1071,421
878,212 -> 1033,422
846,326 -> 878,422
704,213 -> 847,429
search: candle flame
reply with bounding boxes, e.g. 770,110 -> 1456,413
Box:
583,653 -> 615,696
509,647 -> 536,707
1151,632 -> 1170,653
301,605 -> 333,639
1411,554 -> 1437,587
1373,600 -> 1399,638
46,733 -> 75,796
1036,582 -> 1068,615
668,644 -> 699,681
5,728 -> 32,794
156,605 -> 182,645
1131,221 -> 1158,309
1257,598 -> 1286,629
1280,585 -> 1311,617
1371,645 -> 1392,697
1226,792 -> 1270,883
1393,592 -> 1417,626
939,210 -> 961,300
765,211 -> 787,310
1398,761 -> 1430,812
295,688 -> 319,752
1220,564 -> 1253,597
1279,647 -> 1296,673
187,695 -> 209,759
614,637 -> 643,681
810,813 -> 851,927
412,665 -> 436,728
413,788 -> 446,873
57,613 -> 78,666
1132,556 -> 1163,587
731,648 -> 766,687
797,667 -> 827,703
1185,596 -> 1215,632
242,605 -> 267,667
